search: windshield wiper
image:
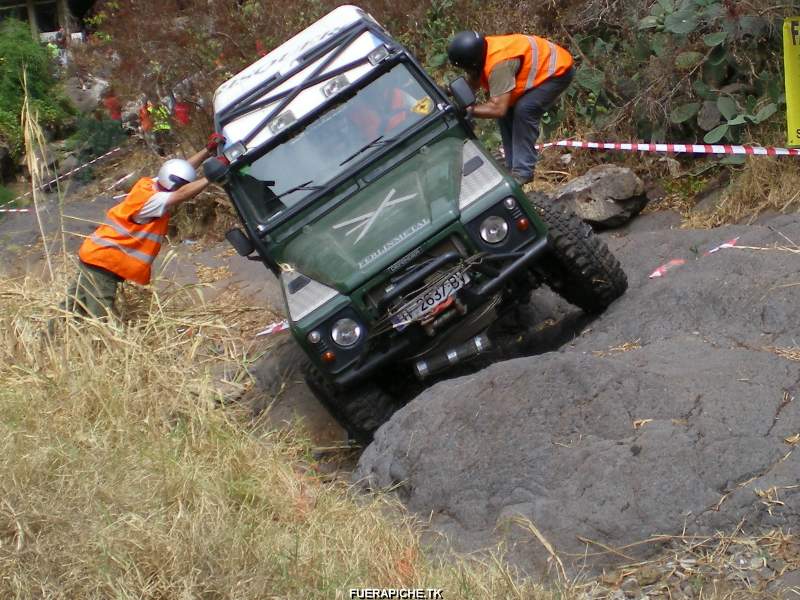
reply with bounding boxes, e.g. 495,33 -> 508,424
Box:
274,179 -> 323,200
339,135 -> 394,166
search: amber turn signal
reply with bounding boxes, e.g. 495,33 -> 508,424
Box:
516,217 -> 530,231
321,351 -> 336,364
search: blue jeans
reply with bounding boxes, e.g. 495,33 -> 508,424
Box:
498,68 -> 574,181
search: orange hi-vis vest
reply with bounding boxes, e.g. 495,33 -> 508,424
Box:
385,88 -> 409,131
78,177 -> 169,285
352,88 -> 409,139
481,34 -> 574,105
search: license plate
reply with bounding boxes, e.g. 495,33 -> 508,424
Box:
390,271 -> 470,331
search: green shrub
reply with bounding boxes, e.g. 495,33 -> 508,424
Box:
540,0 -> 785,144
0,18 -> 73,156
66,115 -> 127,161
0,184 -> 13,206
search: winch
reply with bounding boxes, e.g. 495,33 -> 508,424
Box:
413,333 -> 491,380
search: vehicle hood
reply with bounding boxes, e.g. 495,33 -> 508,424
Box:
274,137 -> 463,291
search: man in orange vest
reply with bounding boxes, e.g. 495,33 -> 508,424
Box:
447,31 -> 575,185
349,86 -> 416,141
63,133 -> 225,319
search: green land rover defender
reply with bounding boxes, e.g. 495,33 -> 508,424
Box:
207,5 -> 627,441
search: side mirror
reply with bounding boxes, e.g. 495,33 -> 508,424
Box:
225,227 -> 255,257
202,156 -> 230,184
448,77 -> 476,111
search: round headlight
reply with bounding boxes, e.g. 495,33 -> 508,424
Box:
307,330 -> 321,344
479,216 -> 509,244
331,318 -> 362,348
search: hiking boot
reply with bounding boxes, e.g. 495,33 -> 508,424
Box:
512,173 -> 533,187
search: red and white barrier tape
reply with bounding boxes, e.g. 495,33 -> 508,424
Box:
2,146 -> 123,207
538,140 -> 800,156
39,146 -> 123,190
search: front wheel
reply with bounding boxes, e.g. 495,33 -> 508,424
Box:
303,363 -> 401,444
528,192 -> 628,313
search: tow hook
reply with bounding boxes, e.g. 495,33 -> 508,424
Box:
423,297 -> 468,336
413,333 -> 491,380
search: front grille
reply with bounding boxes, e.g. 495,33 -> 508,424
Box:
364,236 -> 466,311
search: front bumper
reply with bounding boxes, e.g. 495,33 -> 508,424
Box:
333,236 -> 549,387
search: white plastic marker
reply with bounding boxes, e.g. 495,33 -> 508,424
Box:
705,237 -> 740,255
0,208 -> 30,213
649,236 -> 743,278
538,140 -> 800,156
255,319 -> 290,337
648,258 -> 687,279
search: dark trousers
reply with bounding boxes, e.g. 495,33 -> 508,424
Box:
498,67 -> 575,181
62,261 -> 122,319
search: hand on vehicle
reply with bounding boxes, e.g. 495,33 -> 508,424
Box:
206,132 -> 225,153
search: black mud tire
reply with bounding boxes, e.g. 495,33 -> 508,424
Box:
528,192 -> 628,313
303,363 -> 400,445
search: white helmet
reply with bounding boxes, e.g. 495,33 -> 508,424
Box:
157,159 -> 196,191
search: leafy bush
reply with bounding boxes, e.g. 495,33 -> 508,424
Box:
536,0 -> 786,144
80,0 -> 791,152
0,19 -> 73,156
66,115 -> 127,161
0,184 -> 12,206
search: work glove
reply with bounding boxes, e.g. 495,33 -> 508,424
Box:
206,132 -> 225,153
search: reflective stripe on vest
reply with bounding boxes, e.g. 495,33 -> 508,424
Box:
525,36 -> 539,90
483,34 -> 574,106
78,177 -> 170,285
103,217 -> 165,244
546,40 -> 558,77
89,233 -> 156,264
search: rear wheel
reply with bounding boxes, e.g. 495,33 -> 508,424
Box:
303,363 -> 401,444
528,192 -> 627,313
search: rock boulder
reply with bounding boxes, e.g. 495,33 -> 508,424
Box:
553,164 -> 649,228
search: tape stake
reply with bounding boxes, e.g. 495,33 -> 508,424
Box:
255,319 -> 290,337
649,258 -> 687,279
705,236 -> 740,255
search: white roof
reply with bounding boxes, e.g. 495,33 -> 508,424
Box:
213,5 -> 384,152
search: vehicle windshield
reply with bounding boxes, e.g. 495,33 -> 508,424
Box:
232,64 -> 437,225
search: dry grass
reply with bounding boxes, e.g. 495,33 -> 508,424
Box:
763,346 -> 800,362
683,156 -> 800,229
575,529 -> 800,599
591,339 -> 642,357
0,271 -> 560,599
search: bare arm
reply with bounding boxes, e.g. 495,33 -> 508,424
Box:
186,148 -> 212,169
469,91 -> 512,119
165,177 -> 210,208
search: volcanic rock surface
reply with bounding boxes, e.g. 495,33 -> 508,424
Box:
356,213 -> 800,574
